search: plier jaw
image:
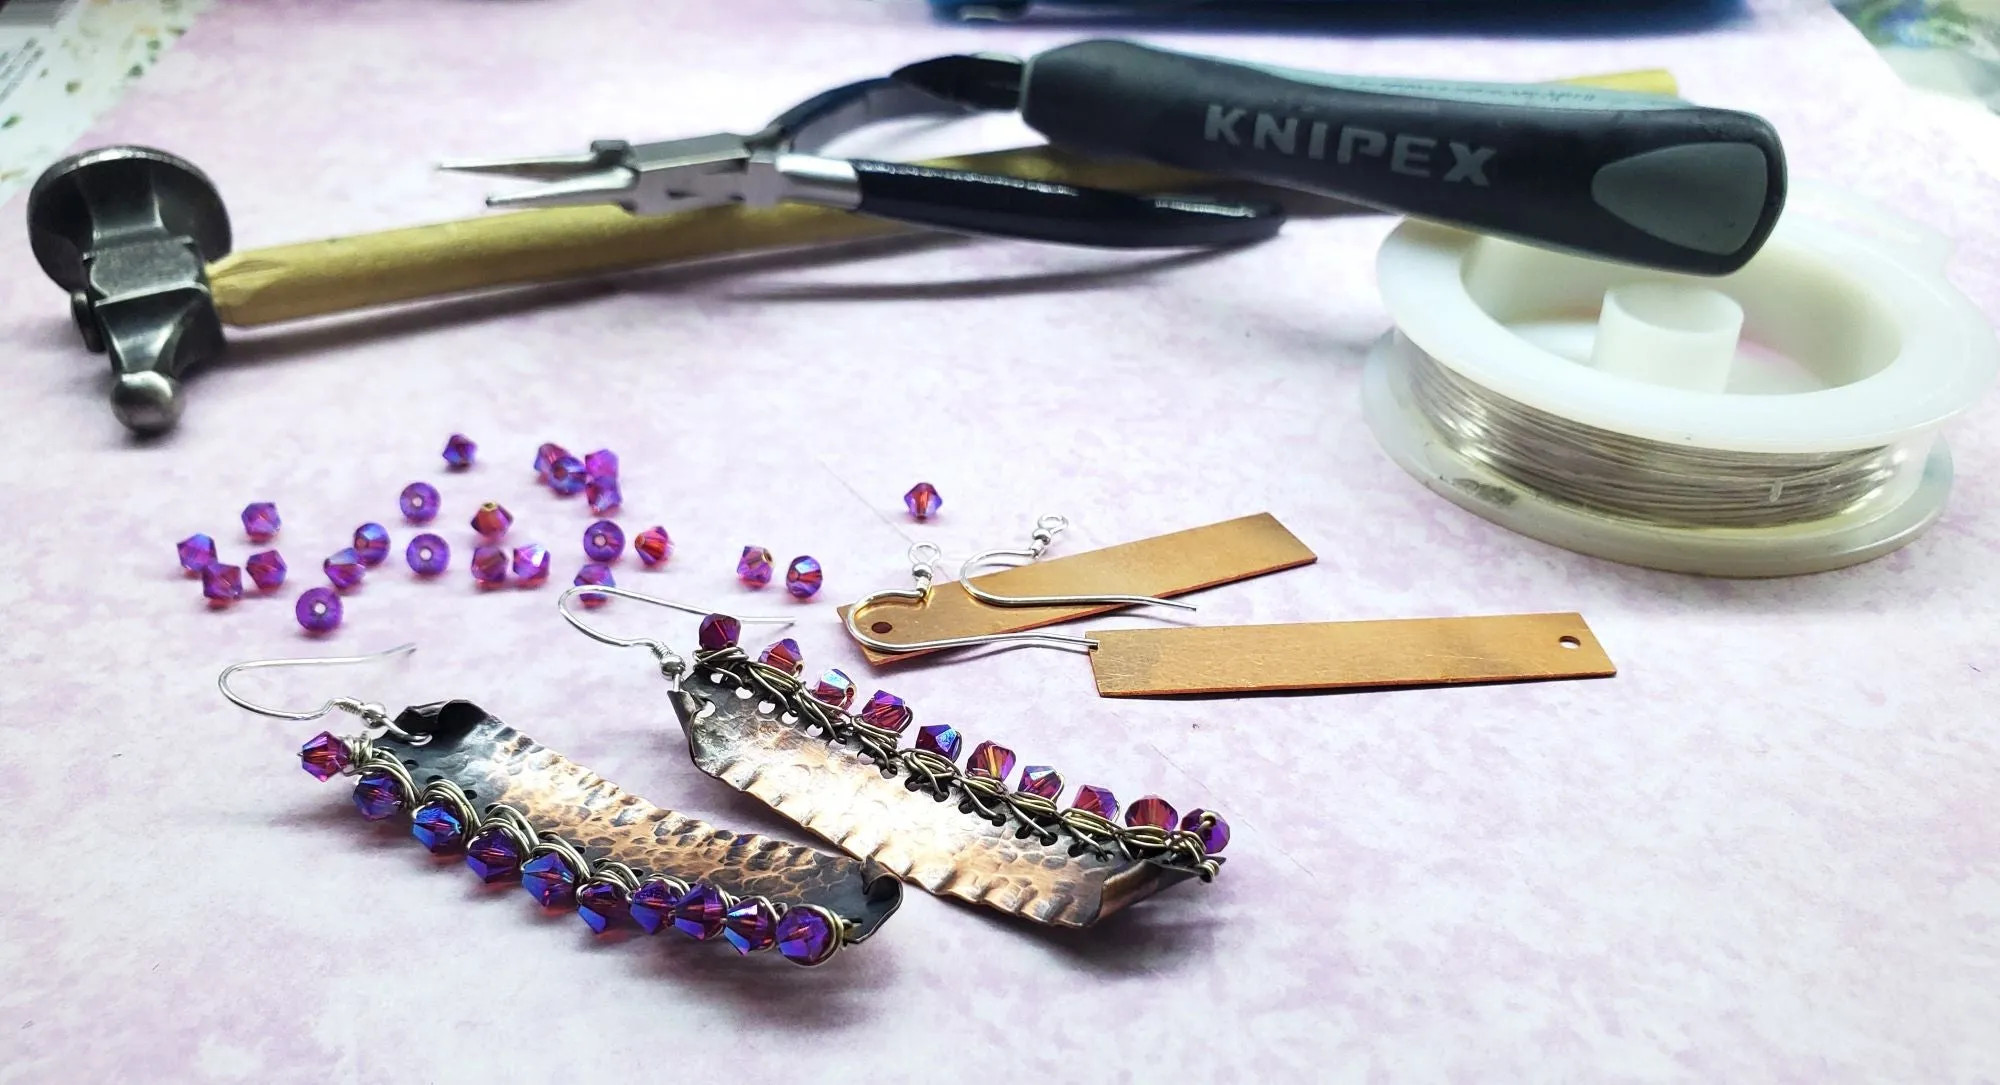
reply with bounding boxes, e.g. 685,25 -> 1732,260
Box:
440,133 -> 759,215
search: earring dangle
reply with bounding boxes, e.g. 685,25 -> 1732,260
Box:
216,644 -> 901,966
564,583 -> 1228,930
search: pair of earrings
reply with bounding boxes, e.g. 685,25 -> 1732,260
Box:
217,573 -> 1228,968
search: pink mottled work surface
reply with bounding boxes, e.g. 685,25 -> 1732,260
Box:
2,0 -> 1997,1081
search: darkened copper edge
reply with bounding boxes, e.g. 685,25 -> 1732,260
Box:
393,700 -> 902,942
672,671 -> 1195,929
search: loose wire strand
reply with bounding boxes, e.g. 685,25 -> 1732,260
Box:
1403,346 -> 1907,528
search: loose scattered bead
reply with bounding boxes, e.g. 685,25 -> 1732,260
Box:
406,533 -> 450,576
534,442 -> 570,480
470,545 -> 507,586
584,449 -> 619,480
246,550 -> 287,591
399,481 -> 440,524
202,564 -> 243,605
177,533 -> 217,575
471,502 -> 512,539
574,562 -> 615,607
904,482 -> 941,521
442,433 -> 477,469
582,520 -> 625,561
633,526 -> 672,566
737,546 -> 773,587
242,502 -> 281,542
512,544 -> 551,585
352,523 -> 390,566
324,548 -> 365,590
296,586 -> 342,633
585,477 -> 621,515
548,455 -> 587,495
785,555 -> 823,599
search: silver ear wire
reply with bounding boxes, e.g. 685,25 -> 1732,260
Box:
958,514 -> 1196,612
841,540 -> 1100,656
216,643 -> 423,741
556,584 -> 794,678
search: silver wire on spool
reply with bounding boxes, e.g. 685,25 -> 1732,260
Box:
1361,189 -> 1998,577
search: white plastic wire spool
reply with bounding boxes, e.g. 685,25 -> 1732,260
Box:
1362,186 -> 1999,577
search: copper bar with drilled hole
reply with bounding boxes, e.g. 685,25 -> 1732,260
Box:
395,700 -> 902,940
1086,613 -> 1616,697
838,512 -> 1316,666
671,671 -> 1198,928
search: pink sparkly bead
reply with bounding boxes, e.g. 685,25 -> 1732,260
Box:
574,563 -> 615,607
512,544 -> 551,586
443,433 -> 477,469
633,526 -> 672,566
903,483 -> 941,521
583,520 -> 624,561
758,638 -> 804,676
471,502 -> 512,539
242,502 -> 281,542
246,550 -> 287,591
296,587 -> 342,633
470,545 -> 507,586
785,556 -> 823,599
202,564 -> 243,605
1125,796 -> 1179,831
737,546 -> 774,587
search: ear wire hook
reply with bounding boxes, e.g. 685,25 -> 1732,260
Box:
556,584 -> 795,678
843,541 -> 1100,656
217,643 -> 423,741
958,514 -> 1197,612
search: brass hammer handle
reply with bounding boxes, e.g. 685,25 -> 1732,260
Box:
205,69 -> 1676,328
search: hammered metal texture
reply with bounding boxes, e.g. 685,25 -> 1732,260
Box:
392,700 -> 901,941
674,674 -> 1192,928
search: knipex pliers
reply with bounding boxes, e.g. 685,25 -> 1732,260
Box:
442,76 -> 1285,249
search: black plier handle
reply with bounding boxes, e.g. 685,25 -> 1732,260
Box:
440,78 -> 1284,250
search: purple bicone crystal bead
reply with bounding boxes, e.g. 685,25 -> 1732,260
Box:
202,563 -> 243,604
470,546 -> 507,586
811,669 -> 855,710
860,691 -> 912,733
582,520 -> 624,561
296,587 -> 342,633
241,502 -> 280,542
534,442 -> 569,479
573,563 -> 614,607
585,478 -> 621,516
352,770 -> 406,821
548,455 -> 587,495
246,550 -> 287,591
775,907 -> 838,966
177,533 -> 217,575
1018,765 -> 1063,800
464,826 -> 525,882
352,523 -> 391,566
697,613 -> 741,651
399,481 -> 441,523
512,544 -> 551,586
1071,785 -> 1119,822
737,546 -> 773,587
967,741 -> 1015,782
584,448 -> 619,480
785,555 -> 824,599
521,851 -> 580,907
1125,796 -> 1178,831
633,526 -> 672,566
324,549 -> 365,590
577,881 -> 628,933
411,802 -> 467,853
915,723 -> 962,762
671,884 -> 728,940
1181,808 -> 1230,854
299,731 -> 351,781
470,502 -> 512,539
758,638 -> 804,675
904,482 -> 941,521
629,878 -> 686,934
723,898 -> 778,955
406,534 -> 450,576
443,433 -> 477,469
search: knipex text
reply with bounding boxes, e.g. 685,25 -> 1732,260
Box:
1203,106 -> 1495,185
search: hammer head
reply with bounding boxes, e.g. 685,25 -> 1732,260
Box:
27,146 -> 233,435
